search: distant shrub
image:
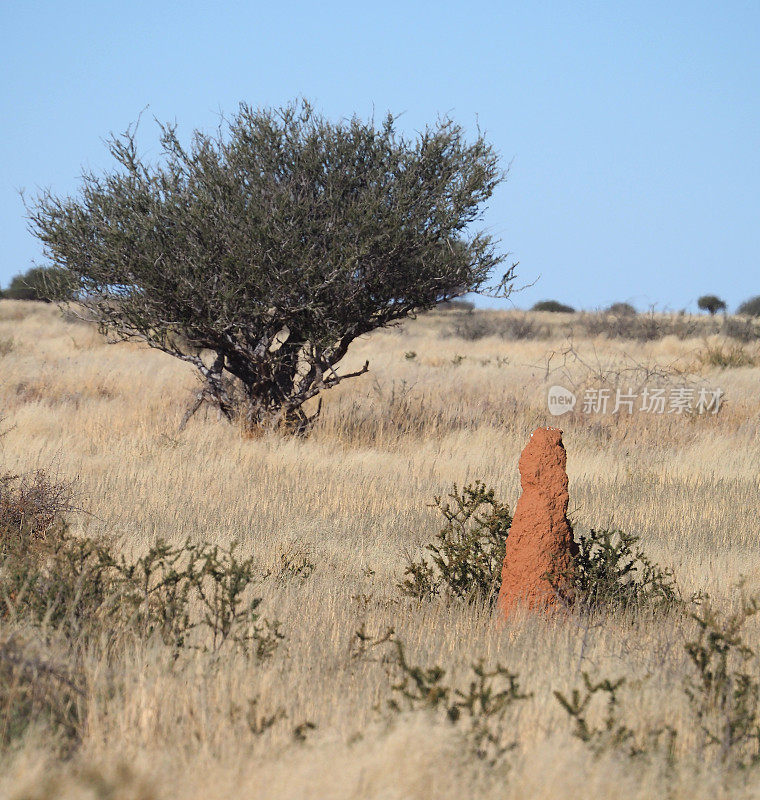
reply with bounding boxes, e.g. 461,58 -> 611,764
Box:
3,267 -> 77,302
696,342 -> 758,370
721,316 -> 760,342
448,316 -> 501,340
697,295 -> 727,315
532,300 -> 575,313
448,313 -> 546,341
582,311 -> 698,341
400,482 -> 511,604
437,299 -> 475,312
737,295 -> 760,317
500,314 -> 546,340
606,302 -> 637,316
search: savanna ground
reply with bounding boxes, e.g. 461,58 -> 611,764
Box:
1,299 -> 759,799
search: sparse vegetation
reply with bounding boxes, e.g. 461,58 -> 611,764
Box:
581,309 -> 698,341
2,522 -> 281,658
0,632 -> 84,754
437,299 -> 476,312
447,312 -> 547,341
0,466 -> 283,754
1,300 -> 759,798
720,316 -> 760,342
386,636 -> 531,765
684,591 -> 760,767
696,341 -> 759,370
554,671 -> 676,759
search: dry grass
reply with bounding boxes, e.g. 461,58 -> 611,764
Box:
1,300 -> 760,798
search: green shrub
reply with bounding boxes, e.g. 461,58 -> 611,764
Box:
532,300 -> 575,313
0,471 -> 282,656
99,538 -> 283,654
3,533 -> 282,656
684,593 -> 760,767
555,591 -> 760,767
400,482 -> 511,604
554,671 -> 676,759
549,527 -> 679,613
1,532 -> 115,640
385,636 -> 530,765
0,634 -> 84,753
737,296 -> 760,317
555,672 -> 631,753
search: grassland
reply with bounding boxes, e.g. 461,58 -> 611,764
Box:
1,299 -> 759,799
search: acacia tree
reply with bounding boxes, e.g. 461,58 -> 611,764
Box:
697,295 -> 727,316
28,101 -> 513,433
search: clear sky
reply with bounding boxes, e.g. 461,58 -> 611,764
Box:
2,1 -> 758,311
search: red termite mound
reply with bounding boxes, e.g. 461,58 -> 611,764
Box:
497,427 -> 578,621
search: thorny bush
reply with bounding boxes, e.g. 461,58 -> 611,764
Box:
400,481 -> 511,604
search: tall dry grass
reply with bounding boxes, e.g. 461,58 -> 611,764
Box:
0,300 -> 759,798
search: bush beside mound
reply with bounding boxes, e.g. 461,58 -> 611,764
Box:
401,481 -> 679,613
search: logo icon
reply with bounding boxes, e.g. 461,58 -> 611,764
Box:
547,385 -> 576,416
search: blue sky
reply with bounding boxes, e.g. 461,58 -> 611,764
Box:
1,1 -> 758,311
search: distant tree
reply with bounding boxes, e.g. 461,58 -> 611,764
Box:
605,302 -> 636,316
737,296 -> 760,318
27,100 -> 514,434
532,300 -> 575,313
697,295 -> 727,315
3,266 -> 77,302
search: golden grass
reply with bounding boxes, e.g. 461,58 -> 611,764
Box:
1,300 -> 760,798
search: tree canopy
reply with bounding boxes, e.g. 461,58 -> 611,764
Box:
697,295 -> 727,315
27,100 -> 513,433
